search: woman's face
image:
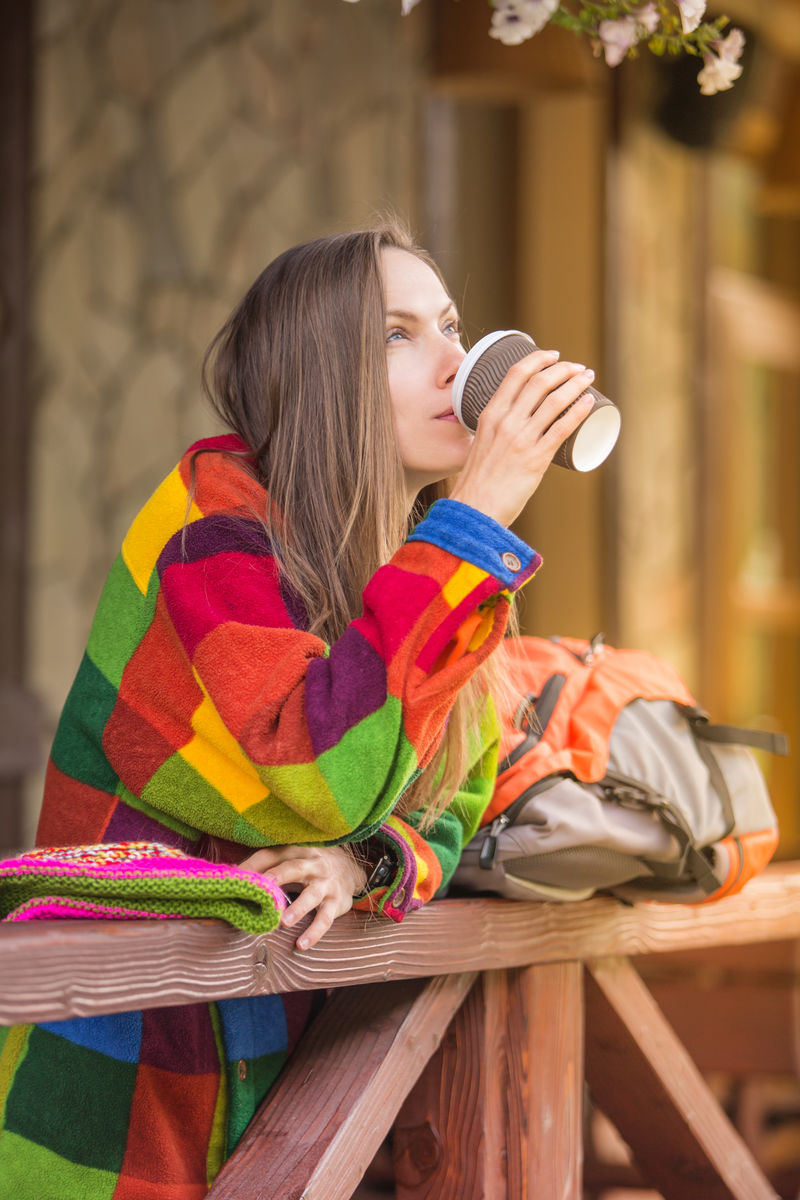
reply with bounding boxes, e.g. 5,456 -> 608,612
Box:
381,247 -> 471,501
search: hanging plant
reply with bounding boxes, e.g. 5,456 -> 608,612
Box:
341,0 -> 744,94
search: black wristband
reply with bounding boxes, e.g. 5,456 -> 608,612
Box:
355,851 -> 395,897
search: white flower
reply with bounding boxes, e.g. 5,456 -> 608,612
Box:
597,16 -> 638,66
636,3 -> 660,34
489,0 -> 560,46
677,0 -> 706,34
697,27 -> 745,94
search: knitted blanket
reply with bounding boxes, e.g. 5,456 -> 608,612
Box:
0,841 -> 285,934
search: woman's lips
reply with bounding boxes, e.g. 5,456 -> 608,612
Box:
436,411 -> 459,422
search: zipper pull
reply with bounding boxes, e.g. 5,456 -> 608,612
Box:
479,813 -> 510,869
583,631 -> 606,663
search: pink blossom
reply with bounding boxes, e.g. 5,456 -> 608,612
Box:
697,27 -> 745,94
677,0 -> 706,34
489,0 -> 560,45
636,3 -> 660,34
597,16 -> 639,66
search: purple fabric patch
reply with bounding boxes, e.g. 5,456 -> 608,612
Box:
158,514 -> 272,571
304,628 -> 387,757
139,1003 -> 220,1075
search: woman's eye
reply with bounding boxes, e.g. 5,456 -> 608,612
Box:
386,328 -> 407,343
444,320 -> 461,338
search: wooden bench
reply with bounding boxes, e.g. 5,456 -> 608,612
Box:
2,862 -> 800,1198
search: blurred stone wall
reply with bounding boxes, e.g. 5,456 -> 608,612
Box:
25,0 -> 425,839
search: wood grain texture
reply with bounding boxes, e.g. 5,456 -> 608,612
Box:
206,972 -> 477,1200
585,956 -> 779,1200
2,865 -> 800,1025
394,963 -> 584,1199
518,961 -> 584,1198
394,976 -> 496,1200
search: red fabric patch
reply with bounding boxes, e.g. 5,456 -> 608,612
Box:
161,552 -> 291,661
354,563 -> 441,663
103,698 -> 177,795
117,593 -> 201,748
194,624 -> 319,764
178,436 -> 263,515
115,1062 -> 220,1193
36,760 -> 117,845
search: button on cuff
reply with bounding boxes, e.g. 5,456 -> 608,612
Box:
501,551 -> 521,572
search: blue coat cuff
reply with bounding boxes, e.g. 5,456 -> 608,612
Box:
407,498 -> 542,590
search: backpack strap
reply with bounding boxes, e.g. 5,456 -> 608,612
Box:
599,769 -> 725,896
679,705 -> 790,757
499,674 -> 568,773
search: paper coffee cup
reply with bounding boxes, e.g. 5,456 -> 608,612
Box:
452,329 -> 621,473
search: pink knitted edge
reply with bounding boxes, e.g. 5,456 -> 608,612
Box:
5,898 -> 182,922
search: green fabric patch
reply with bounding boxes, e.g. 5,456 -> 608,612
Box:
140,754 -> 237,841
4,1027 -> 136,1174
233,762 -> 344,846
317,695 -> 415,828
86,555 -> 159,689
50,656 -> 119,793
224,1051 -> 285,1153
115,780 -> 199,841
0,1130 -> 118,1200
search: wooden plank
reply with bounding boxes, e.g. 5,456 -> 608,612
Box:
207,971 -> 477,1200
585,956 -> 779,1200
394,963 -> 583,1199
394,973 -> 497,1199
3,866 -> 800,1025
511,961 -> 583,1197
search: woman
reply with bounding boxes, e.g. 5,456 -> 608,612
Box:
0,222 -> 594,1197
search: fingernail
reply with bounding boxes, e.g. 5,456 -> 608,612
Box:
583,368 -> 595,379
297,936 -> 309,950
544,349 -> 560,359
283,912 -> 295,926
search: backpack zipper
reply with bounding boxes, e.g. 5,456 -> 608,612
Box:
478,778 -> 562,870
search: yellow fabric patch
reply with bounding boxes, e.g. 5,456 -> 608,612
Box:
0,1026 -> 30,1125
206,1005 -> 229,1183
442,561 -> 489,610
180,691 -> 268,814
122,466 -> 203,595
468,609 -> 495,652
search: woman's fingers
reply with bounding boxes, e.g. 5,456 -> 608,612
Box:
239,844 -> 363,951
524,368 -> 595,430
295,903 -> 338,951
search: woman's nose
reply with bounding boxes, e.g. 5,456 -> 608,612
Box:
440,339 -> 466,387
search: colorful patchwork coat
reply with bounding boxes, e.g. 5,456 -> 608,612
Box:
0,434 -> 541,1198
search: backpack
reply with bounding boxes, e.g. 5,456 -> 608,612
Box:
453,635 -> 788,904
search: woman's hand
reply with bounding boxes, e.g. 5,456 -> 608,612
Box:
449,349 -> 596,528
239,844 -> 368,950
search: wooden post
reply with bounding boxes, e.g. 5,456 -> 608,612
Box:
585,955 -> 779,1200
207,972 -> 477,1200
394,961 -> 584,1199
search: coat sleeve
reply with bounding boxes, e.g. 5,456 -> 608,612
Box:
354,693 -> 501,920
94,469 -> 540,920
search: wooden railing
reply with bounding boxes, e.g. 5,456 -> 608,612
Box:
2,862 -> 800,1198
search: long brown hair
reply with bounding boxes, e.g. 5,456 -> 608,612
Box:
202,220 -> 506,828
